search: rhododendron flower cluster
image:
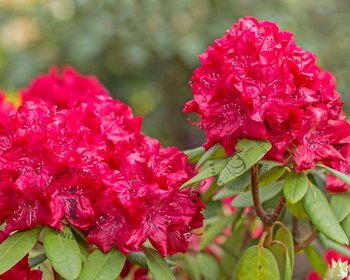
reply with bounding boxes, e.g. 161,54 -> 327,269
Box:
184,16 -> 350,170
0,67 -> 204,256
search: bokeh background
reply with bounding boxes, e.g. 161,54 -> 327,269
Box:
0,0 -> 349,150
0,1 -> 349,278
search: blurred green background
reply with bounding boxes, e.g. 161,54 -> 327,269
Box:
0,0 -> 349,151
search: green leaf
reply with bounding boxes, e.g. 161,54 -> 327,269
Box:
274,227 -> 294,269
197,253 -> 220,280
318,164 -> 350,185
213,171 -> 250,200
202,181 -> 220,202
232,181 -> 283,208
269,243 -> 292,280
200,216 -> 234,250
0,227 -> 40,274
183,146 -> 205,163
217,139 -> 272,186
43,226 -> 82,280
181,158 -> 229,189
127,251 -> 148,268
77,248 -> 126,280
302,185 -> 349,245
318,233 -> 350,257
331,193 -> 350,222
259,166 -> 286,187
196,144 -> 226,169
286,201 -> 308,219
29,253 -> 47,267
184,256 -> 201,280
284,253 -> 292,280
237,245 -> 280,280
341,213 -> 350,241
221,225 -> 246,279
283,171 -> 308,204
143,247 -> 176,280
212,188 -> 237,201
305,245 -> 327,276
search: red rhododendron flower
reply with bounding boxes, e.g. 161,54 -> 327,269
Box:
184,16 -> 350,170
0,255 -> 42,280
21,66 -> 109,109
326,144 -> 350,192
88,134 -> 204,256
0,101 -> 104,232
0,67 -> 204,257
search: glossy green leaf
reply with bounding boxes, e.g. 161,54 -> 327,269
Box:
44,226 -> 82,280
305,245 -> 327,276
197,253 -> 220,280
302,185 -> 348,245
183,146 -> 205,163
202,181 -> 219,202
341,213 -> 350,241
127,252 -> 148,268
284,253 -> 292,280
217,139 -> 271,186
237,245 -> 280,280
269,243 -> 292,280
318,164 -> 350,185
283,170 -> 308,204
319,234 -> 350,257
274,227 -> 294,269
180,158 -> 229,189
77,248 -> 126,280
184,256 -> 201,280
0,227 -> 40,274
259,166 -> 286,187
286,201 -> 308,219
212,188 -> 237,201
143,247 -> 176,280
259,160 -> 282,174
200,216 -> 234,250
213,171 -> 250,200
196,143 -> 226,169
221,225 -> 246,279
331,193 -> 350,222
232,181 -> 283,208
29,253 -> 47,267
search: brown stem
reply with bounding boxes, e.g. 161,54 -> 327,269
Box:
295,230 -> 319,251
271,197 -> 286,221
53,270 -> 61,280
292,217 -> 300,245
251,164 -> 288,248
251,165 -> 267,223
258,231 -> 268,250
251,165 -> 286,225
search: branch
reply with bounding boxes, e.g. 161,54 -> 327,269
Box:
251,165 -> 268,223
295,230 -> 319,251
292,217 -> 300,244
271,196 -> 286,221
